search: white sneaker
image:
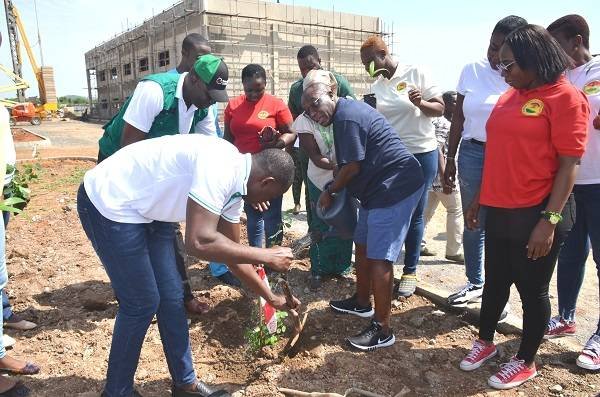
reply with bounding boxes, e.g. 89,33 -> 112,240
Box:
2,334 -> 16,348
448,282 -> 483,306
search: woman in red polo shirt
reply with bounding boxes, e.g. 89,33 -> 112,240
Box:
224,64 -> 296,249
458,25 -> 589,390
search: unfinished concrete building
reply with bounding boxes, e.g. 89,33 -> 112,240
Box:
84,0 -> 391,119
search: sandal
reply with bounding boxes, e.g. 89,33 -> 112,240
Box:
0,363 -> 40,376
0,381 -> 29,397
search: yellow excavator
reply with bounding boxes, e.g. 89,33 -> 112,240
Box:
1,0 -> 58,121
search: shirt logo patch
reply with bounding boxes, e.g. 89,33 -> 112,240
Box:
396,82 -> 407,92
521,99 -> 544,116
257,110 -> 269,120
583,80 -> 600,96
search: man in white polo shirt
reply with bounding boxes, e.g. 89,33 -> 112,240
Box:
78,134 -> 297,397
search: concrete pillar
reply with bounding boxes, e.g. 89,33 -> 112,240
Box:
270,23 -> 278,96
326,29 -> 333,70
86,68 -> 93,112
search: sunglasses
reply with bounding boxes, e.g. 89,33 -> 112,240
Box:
497,60 -> 516,73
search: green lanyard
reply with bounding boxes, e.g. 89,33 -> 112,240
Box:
317,124 -> 334,155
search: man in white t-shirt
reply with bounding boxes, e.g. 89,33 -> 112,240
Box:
78,134 -> 297,397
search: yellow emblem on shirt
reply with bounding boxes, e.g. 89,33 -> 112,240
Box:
257,110 -> 269,120
583,80 -> 600,95
521,99 -> 544,116
396,82 -> 407,92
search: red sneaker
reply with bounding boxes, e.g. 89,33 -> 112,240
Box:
459,339 -> 497,371
488,357 -> 537,390
544,316 -> 576,339
576,334 -> 600,371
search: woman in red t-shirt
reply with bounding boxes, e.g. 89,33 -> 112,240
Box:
224,64 -> 296,249
459,25 -> 590,390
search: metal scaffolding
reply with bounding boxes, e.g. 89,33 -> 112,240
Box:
84,0 -> 392,119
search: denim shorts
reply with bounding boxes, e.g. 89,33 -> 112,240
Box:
354,186 -> 423,262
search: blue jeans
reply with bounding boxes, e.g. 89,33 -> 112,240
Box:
1,209 -> 12,321
556,184 -> 600,333
402,149 -> 437,274
2,290 -> 12,320
0,215 -> 7,358
77,185 -> 195,397
457,139 -> 486,286
208,126 -> 230,278
245,195 -> 283,248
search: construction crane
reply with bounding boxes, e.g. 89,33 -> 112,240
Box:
2,0 -> 57,113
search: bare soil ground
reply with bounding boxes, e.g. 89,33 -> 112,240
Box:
3,159 -> 599,397
11,128 -> 45,143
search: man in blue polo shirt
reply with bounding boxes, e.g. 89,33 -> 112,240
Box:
302,70 -> 424,350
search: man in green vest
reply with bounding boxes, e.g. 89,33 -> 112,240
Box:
97,54 -> 228,161
96,54 -> 229,317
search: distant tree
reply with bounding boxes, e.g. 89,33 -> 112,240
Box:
58,95 -> 87,105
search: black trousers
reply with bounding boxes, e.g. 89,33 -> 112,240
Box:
479,195 -> 575,363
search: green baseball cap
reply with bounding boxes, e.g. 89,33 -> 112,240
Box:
193,54 -> 229,102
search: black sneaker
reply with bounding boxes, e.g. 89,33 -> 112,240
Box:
447,282 -> 483,306
329,294 -> 374,318
216,271 -> 242,288
347,320 -> 395,351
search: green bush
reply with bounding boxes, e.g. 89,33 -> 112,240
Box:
2,163 -> 41,213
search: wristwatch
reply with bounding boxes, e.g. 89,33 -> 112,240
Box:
541,210 -> 562,225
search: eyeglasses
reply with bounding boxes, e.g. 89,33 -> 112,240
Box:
497,60 -> 516,73
302,93 -> 329,121
305,93 -> 327,110
313,94 -> 328,107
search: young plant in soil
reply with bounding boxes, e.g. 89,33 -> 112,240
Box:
2,163 -> 41,213
268,209 -> 294,244
244,302 -> 288,354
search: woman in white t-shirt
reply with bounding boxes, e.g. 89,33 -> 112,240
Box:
443,16 -> 528,307
545,14 -> 600,370
294,71 -> 353,289
360,36 -> 443,298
